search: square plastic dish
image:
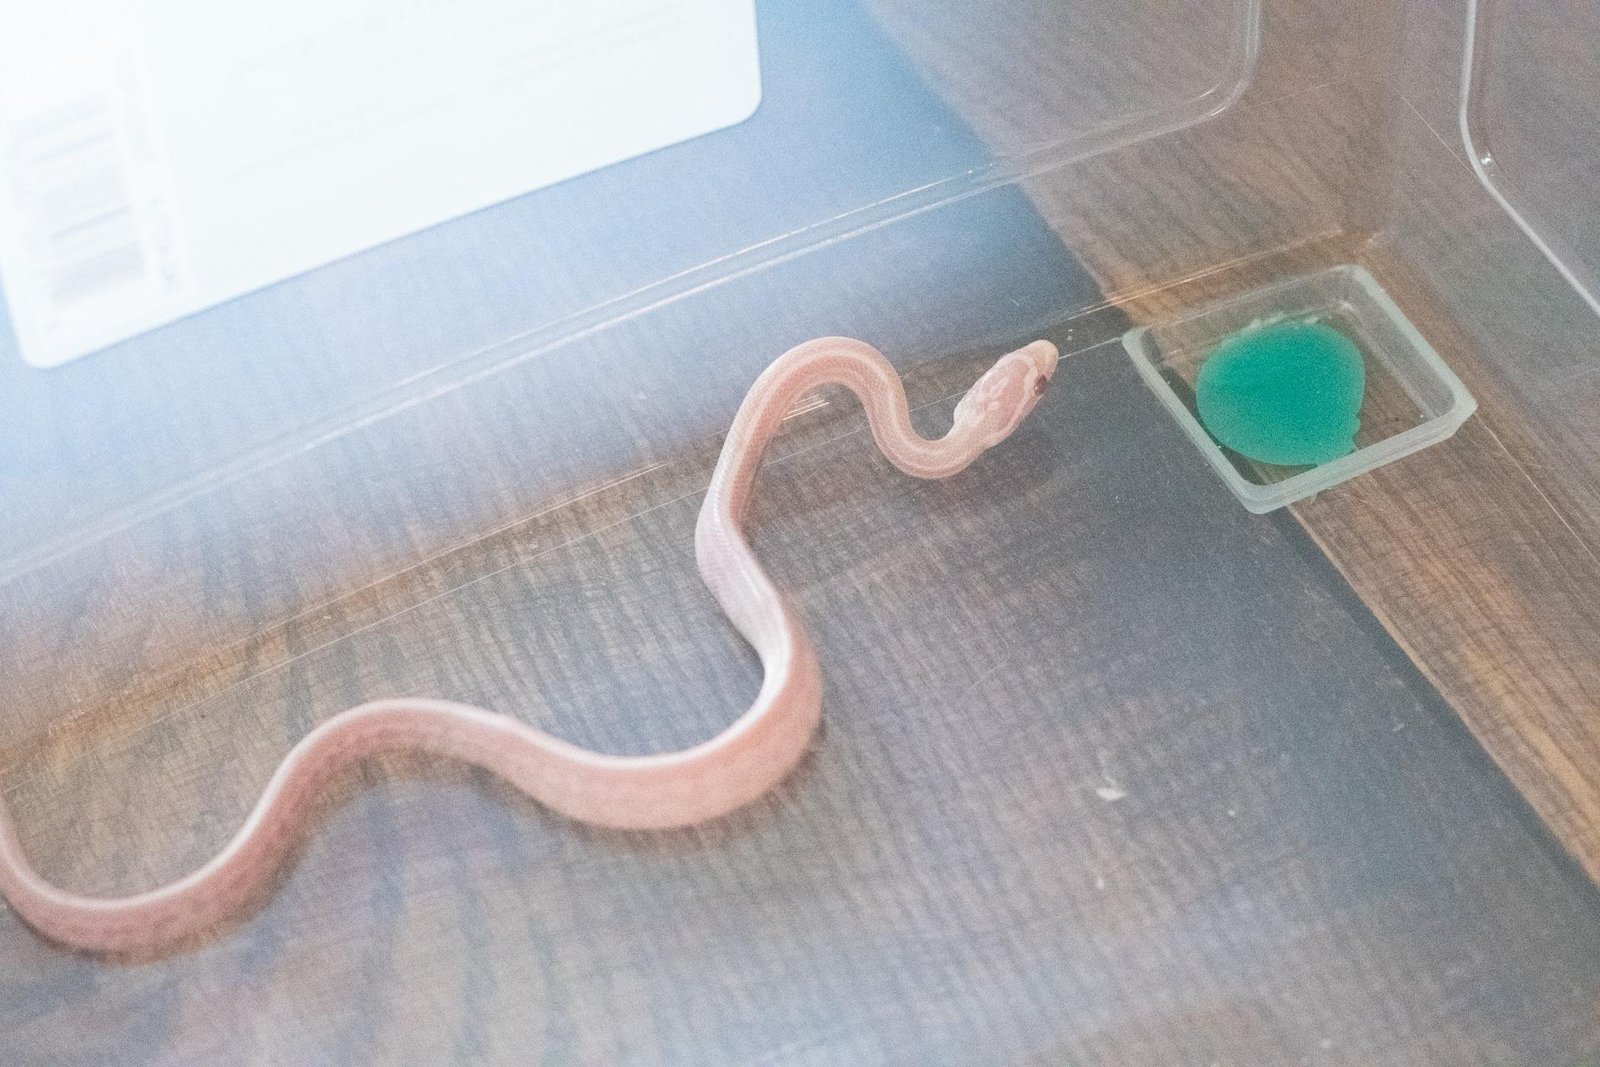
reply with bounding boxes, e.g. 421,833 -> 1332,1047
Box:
1121,264 -> 1478,513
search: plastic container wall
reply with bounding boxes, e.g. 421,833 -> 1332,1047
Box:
0,0 -> 1257,747
2,0 -> 1597,773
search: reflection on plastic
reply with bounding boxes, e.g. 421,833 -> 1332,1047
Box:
0,0 -> 762,366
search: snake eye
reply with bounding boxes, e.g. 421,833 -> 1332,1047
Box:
1032,375 -> 1048,397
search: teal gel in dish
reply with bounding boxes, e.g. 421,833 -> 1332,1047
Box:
1195,320 -> 1366,466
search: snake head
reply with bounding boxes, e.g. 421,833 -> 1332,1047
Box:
953,340 -> 1059,450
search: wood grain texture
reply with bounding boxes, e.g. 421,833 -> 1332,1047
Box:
1065,219 -> 1600,884
7,0 -> 1600,1063
7,337 -> 1600,1065
895,0 -> 1600,918
998,65 -> 1600,889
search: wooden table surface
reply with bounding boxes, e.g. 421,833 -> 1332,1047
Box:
6,1 -> 1600,1064
11,330 -> 1600,1065
880,0 -> 1600,886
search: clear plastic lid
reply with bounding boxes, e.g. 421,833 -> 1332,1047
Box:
0,0 -> 1271,730
1,0 -> 1251,567
5,0 -> 1600,755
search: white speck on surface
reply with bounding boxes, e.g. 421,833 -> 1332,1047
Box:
1094,752 -> 1126,802
1392,720 -> 1406,732
1094,873 -> 1106,890
1227,808 -> 1238,818
1319,1037 -> 1334,1050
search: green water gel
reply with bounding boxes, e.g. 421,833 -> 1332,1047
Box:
1194,320 -> 1366,467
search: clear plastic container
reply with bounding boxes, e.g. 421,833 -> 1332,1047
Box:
9,0 -> 1591,728
1123,265 -> 1477,512
5,0 -> 1600,1058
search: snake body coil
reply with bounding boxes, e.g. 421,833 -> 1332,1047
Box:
0,336 -> 1058,953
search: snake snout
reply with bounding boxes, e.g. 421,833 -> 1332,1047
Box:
1017,339 -> 1059,382
1023,339 -> 1058,403
954,339 -> 1060,450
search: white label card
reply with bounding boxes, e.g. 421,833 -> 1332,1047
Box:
0,0 -> 762,368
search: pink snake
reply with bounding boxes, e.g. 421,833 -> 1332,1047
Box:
0,335 -> 1058,954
